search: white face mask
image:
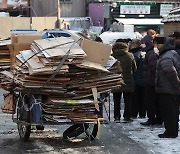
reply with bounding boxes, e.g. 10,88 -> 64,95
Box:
140,44 -> 146,48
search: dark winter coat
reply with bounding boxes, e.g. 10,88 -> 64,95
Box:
175,41 -> 180,56
131,47 -> 145,86
143,43 -> 158,86
112,42 -> 137,93
141,35 -> 154,52
155,37 -> 180,95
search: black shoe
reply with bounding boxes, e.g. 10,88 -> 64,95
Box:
140,121 -> 153,126
154,118 -> 163,125
158,133 -> 177,138
114,118 -> 120,123
154,122 -> 163,126
139,116 -> 146,119
123,118 -> 133,123
131,116 -> 137,119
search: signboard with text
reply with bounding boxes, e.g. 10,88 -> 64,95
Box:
160,4 -> 173,16
120,5 -> 151,14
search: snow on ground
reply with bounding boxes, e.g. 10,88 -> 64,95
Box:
118,117 -> 180,154
106,94 -> 180,154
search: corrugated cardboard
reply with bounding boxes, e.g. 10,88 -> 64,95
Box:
13,43 -> 30,52
33,37 -> 86,58
17,34 -> 42,44
81,39 -> 111,65
11,34 -> 18,45
11,33 -> 42,45
20,50 -> 69,75
8,44 -> 30,67
9,33 -> 41,68
76,60 -> 109,72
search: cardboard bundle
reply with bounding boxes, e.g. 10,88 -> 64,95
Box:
32,37 -> 86,59
0,39 -> 11,86
0,36 -> 123,97
0,35 -> 123,122
42,98 -> 98,123
0,39 -> 11,71
9,33 -> 42,67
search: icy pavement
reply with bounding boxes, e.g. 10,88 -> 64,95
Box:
116,117 -> 180,154
0,89 -> 180,154
104,93 -> 180,154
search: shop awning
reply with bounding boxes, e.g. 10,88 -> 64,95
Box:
115,18 -> 164,25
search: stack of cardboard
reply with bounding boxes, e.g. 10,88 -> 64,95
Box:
0,34 -> 123,122
0,39 -> 11,71
9,33 -> 42,67
42,98 -> 99,122
1,36 -> 123,97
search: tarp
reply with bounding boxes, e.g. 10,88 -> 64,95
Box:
99,31 -> 142,45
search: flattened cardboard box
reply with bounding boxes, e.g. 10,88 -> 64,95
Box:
11,33 -> 42,45
13,43 -> 30,52
8,44 -> 30,67
81,39 -> 112,65
17,34 -> 42,44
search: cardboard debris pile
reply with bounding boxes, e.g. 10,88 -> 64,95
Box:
42,98 -> 99,123
0,39 -> 11,71
0,39 -> 11,83
9,33 -> 42,66
1,36 -> 123,98
0,33 -> 123,122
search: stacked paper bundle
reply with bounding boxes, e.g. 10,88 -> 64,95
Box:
0,37 -> 123,99
0,36 -> 123,122
0,39 -> 11,71
42,98 -> 99,123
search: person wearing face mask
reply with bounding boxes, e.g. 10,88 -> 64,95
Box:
169,31 -> 180,56
140,32 -> 162,126
155,36 -> 180,138
130,39 -> 146,119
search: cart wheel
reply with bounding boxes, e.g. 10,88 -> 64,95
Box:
36,125 -> 44,130
63,124 -> 89,139
17,93 -> 31,141
17,124 -> 31,142
85,122 -> 98,140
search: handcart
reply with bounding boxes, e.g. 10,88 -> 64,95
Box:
0,30 -> 122,142
12,91 -> 102,142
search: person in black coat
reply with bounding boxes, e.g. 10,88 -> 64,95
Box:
112,42 -> 137,122
130,39 -> 146,118
169,31 -> 180,124
140,34 -> 162,126
155,36 -> 180,138
169,31 -> 180,56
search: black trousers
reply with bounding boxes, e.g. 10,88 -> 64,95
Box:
131,85 -> 146,118
113,92 -> 133,119
145,86 -> 162,123
158,93 -> 179,136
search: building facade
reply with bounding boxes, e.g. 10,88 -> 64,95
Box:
162,7 -> 180,36
87,0 -> 180,34
30,0 -> 86,17
111,0 -> 180,33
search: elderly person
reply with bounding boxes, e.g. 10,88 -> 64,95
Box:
169,31 -> 180,56
155,36 -> 180,138
140,33 -> 162,126
130,39 -> 146,118
112,41 -> 137,123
